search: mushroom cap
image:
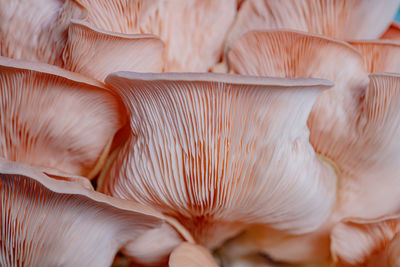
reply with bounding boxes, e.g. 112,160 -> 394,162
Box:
349,40 -> 400,73
72,0 -> 236,71
0,0 -> 83,65
100,71 -> 337,248
227,0 -> 399,50
0,158 -> 170,266
63,20 -> 165,81
331,214 -> 400,265
0,56 -> 125,178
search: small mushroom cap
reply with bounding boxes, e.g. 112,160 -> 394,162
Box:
101,72 -> 337,248
72,0 -> 236,71
0,0 -> 83,65
0,56 -> 125,178
169,242 -> 218,267
0,158 -> 171,266
381,22 -> 400,41
63,20 -> 165,81
349,40 -> 400,73
227,0 -> 399,50
331,214 -> 400,265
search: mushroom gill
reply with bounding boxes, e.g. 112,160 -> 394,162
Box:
225,30 -> 400,262
227,0 -> 399,50
99,72 -> 337,249
63,20 -> 165,82
349,40 -> 400,73
0,56 -> 124,178
71,0 -> 236,71
0,0 -> 83,65
331,215 -> 400,266
0,158 -> 170,266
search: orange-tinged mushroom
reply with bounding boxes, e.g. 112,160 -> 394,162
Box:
349,40 -> 400,73
0,56 -> 124,178
100,72 -> 337,248
169,242 -> 218,267
331,215 -> 400,266
225,31 -> 400,262
72,0 -> 236,72
227,0 -> 399,50
63,20 -> 165,81
0,158 -> 178,266
381,22 -> 400,41
0,0 -> 82,65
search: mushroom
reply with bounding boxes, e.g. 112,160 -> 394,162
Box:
349,40 -> 400,73
0,56 -> 124,178
381,22 -> 400,41
0,158 -> 184,266
63,20 -> 165,81
226,0 -> 399,51
70,0 -> 237,71
0,0 -> 83,65
99,71 -> 337,249
226,30 -> 400,262
169,242 -> 218,267
331,214 -> 400,266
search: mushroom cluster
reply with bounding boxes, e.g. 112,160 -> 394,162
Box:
1,0 -> 400,266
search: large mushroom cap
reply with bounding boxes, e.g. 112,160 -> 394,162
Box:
227,0 -> 400,51
0,56 -> 125,178
0,158 -> 171,266
0,0 -> 83,65
72,0 -> 236,72
63,20 -> 165,81
100,71 -> 337,248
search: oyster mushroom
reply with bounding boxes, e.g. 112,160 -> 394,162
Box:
227,0 -> 399,50
0,56 -> 124,178
63,20 -> 165,81
0,158 -> 178,266
349,40 -> 400,73
99,72 -> 337,249
70,0 -> 236,71
0,0 -> 83,65
331,214 -> 400,266
226,31 -> 400,262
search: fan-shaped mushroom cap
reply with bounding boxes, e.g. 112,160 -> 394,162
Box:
63,20 -> 164,81
228,30 -> 369,159
349,40 -> 400,73
331,215 -> 400,266
100,72 -> 337,248
0,158 -> 176,266
0,56 -> 125,178
0,0 -> 83,65
381,22 -> 400,41
227,0 -> 399,50
73,0 -> 236,71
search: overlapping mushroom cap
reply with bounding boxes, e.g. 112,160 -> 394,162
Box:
99,72 -> 337,249
227,0 -> 400,50
0,158 -> 184,266
0,56 -> 124,178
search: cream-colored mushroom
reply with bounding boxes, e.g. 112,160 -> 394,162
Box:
0,158 -> 185,266
381,22 -> 400,41
99,72 -> 337,249
63,20 -> 165,81
70,0 -> 236,71
227,0 -> 399,51
0,56 -> 124,178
